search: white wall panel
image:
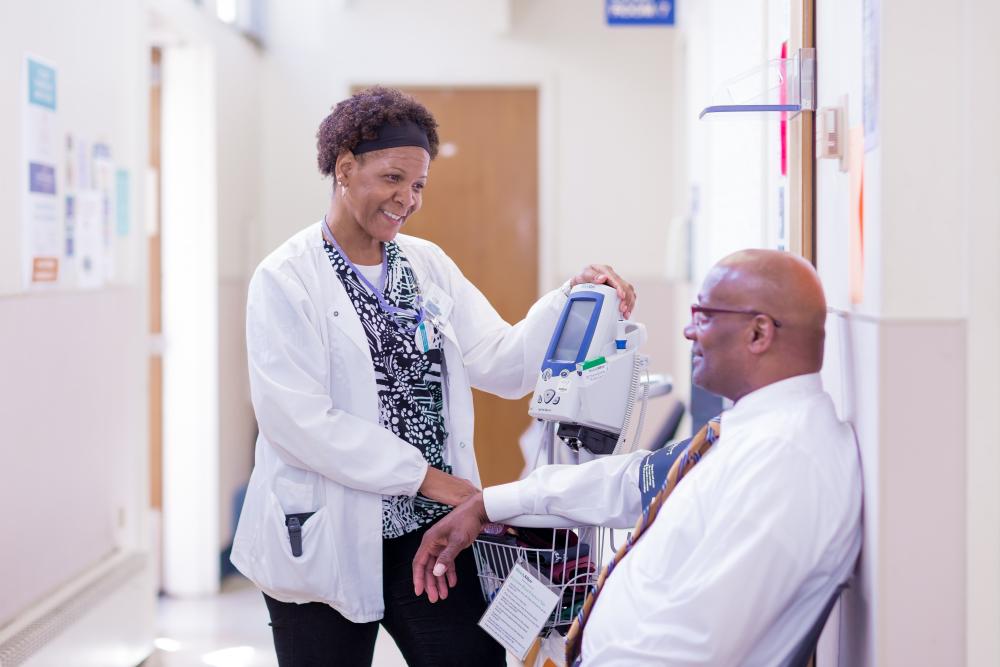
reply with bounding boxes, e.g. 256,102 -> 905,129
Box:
0,0 -> 149,632
257,0 -> 677,286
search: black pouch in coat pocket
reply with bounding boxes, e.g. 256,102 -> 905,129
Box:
284,512 -> 315,557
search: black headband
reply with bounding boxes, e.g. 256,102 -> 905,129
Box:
353,119 -> 431,156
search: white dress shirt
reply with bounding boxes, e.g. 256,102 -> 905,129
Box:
484,373 -> 862,666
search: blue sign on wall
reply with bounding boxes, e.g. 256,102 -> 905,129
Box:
28,58 -> 57,110
606,0 -> 675,26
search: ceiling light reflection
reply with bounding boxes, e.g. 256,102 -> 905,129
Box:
201,645 -> 256,667
154,637 -> 181,652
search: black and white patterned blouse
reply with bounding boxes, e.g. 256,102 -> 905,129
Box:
324,239 -> 452,538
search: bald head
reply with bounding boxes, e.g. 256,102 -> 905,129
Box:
714,249 -> 827,334
685,249 -> 828,401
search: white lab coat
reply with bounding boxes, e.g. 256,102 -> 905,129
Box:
231,221 -> 567,623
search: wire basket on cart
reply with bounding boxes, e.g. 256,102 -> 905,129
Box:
472,524 -> 606,633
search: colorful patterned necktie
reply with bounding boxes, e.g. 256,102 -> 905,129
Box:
564,416 -> 722,666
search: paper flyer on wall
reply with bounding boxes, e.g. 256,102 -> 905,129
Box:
75,190 -> 105,289
61,140 -> 132,289
22,55 -> 62,288
64,135 -> 110,289
93,142 -> 117,282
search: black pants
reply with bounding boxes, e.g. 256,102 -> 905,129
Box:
263,526 -> 505,667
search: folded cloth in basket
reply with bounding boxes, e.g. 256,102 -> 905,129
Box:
552,555 -> 594,589
537,542 -> 590,566
512,527 -> 578,549
554,598 -> 587,629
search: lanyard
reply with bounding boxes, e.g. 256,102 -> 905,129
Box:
322,218 -> 426,333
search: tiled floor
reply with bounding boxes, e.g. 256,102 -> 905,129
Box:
147,577 -> 519,667
147,577 -> 408,667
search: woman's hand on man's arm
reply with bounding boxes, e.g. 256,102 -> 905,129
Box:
418,466 -> 479,507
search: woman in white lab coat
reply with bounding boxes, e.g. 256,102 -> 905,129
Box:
231,86 -> 635,667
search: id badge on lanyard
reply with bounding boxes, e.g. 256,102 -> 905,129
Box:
322,218 -> 455,353
413,283 -> 452,353
414,320 -> 433,353
422,282 -> 454,326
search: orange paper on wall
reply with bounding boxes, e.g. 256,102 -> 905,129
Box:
848,127 -> 865,304
31,257 -> 59,282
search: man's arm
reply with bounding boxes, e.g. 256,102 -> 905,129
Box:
412,491 -> 489,602
412,451 -> 647,602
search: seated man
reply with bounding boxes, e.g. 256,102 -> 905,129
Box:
412,249 -> 863,666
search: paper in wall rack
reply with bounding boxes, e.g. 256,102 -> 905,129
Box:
699,47 -> 815,120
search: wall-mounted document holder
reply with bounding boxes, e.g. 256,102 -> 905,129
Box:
699,48 -> 815,120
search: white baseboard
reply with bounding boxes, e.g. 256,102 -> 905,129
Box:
0,551 -> 154,667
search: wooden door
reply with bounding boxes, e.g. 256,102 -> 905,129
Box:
373,87 -> 539,487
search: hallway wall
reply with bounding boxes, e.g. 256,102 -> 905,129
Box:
254,0 -> 679,287
684,0 -> 1000,664
814,0 -> 998,664
252,0 -> 687,463
0,0 -> 150,634
817,0 -> 1000,665
0,1 -> 263,659
958,1 -> 1000,663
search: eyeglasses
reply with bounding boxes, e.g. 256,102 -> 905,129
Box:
690,304 -> 783,329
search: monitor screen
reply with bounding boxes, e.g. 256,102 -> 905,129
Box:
552,297 -> 597,362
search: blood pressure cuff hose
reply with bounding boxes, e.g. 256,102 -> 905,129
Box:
638,434 -> 695,511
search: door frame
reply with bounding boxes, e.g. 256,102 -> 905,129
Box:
151,25 -> 222,596
788,0 -> 816,264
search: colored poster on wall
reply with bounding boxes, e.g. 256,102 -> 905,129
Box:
22,55 -> 62,288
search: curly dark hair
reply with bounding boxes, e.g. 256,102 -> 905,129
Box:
316,86 -> 440,179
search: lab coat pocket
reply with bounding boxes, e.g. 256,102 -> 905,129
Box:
257,490 -> 337,601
